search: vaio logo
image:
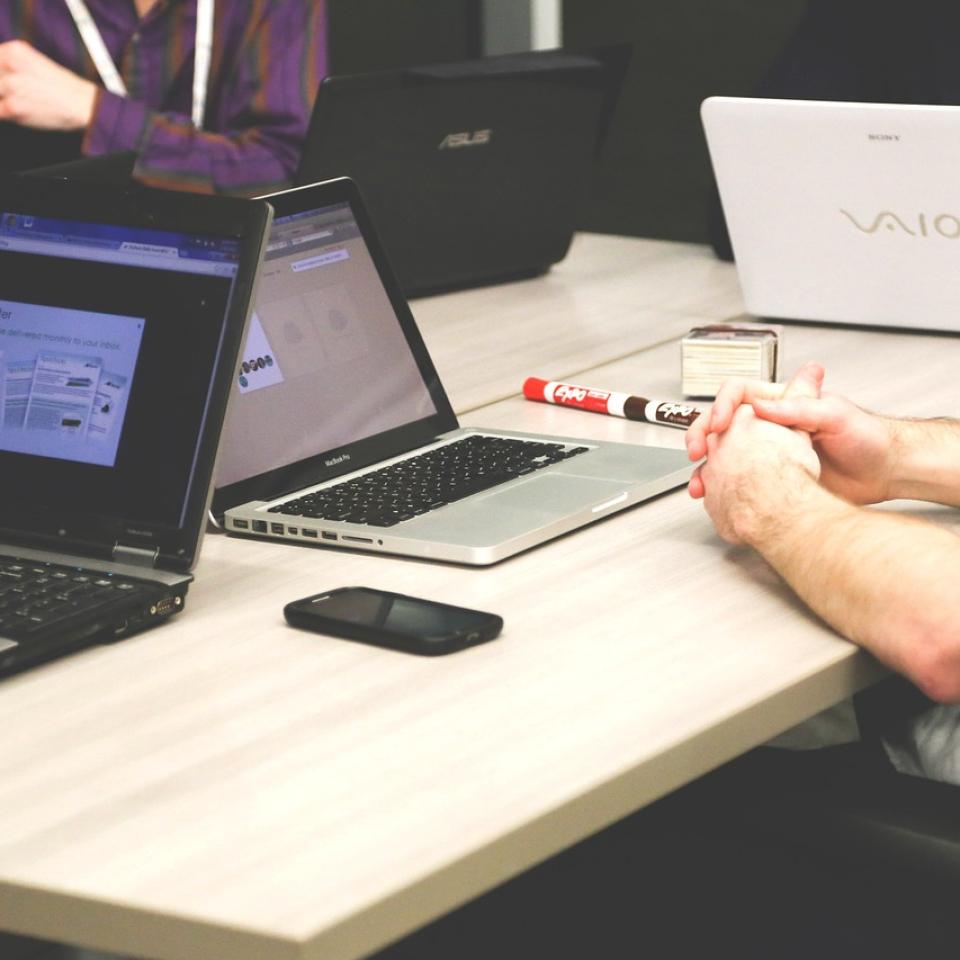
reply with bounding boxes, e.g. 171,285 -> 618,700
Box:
840,210 -> 960,238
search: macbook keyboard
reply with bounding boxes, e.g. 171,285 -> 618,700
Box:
269,434 -> 590,527
0,555 -> 160,641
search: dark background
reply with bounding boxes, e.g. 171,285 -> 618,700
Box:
328,0 -> 480,74
328,0 -> 808,243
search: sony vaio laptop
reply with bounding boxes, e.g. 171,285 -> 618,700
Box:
295,46 -> 629,297
215,178 -> 689,566
702,96 -> 960,332
0,176 -> 271,676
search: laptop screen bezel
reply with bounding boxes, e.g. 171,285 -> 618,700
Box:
210,177 -> 460,520
0,175 -> 270,572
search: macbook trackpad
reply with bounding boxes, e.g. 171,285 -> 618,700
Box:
403,474 -> 631,547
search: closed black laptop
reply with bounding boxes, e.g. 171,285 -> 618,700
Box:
0,176 -> 271,676
295,47 -> 628,297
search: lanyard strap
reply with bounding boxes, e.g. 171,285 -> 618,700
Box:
191,0 -> 213,129
63,0 -> 214,129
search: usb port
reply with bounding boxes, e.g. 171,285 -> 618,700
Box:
270,522 -> 284,534
321,531 -> 337,541
302,528 -> 318,538
232,519 -> 249,529
252,520 -> 268,533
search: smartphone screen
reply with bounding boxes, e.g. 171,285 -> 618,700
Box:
284,587 -> 503,655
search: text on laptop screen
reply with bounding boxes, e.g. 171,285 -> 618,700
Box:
0,212 -> 240,528
216,201 -> 438,490
0,298 -> 144,468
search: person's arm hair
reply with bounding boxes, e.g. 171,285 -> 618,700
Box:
742,465 -> 960,704
886,417 -> 960,507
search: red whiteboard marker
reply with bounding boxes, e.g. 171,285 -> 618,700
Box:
523,377 -> 701,429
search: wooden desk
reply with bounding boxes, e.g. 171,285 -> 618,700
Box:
1,237 -> 956,960
412,233 -> 743,412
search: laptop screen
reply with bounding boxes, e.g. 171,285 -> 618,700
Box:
215,199 -> 439,491
0,211 -> 240,531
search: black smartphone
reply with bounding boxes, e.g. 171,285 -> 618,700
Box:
283,587 -> 503,655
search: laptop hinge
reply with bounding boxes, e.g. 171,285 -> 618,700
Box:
111,543 -> 160,569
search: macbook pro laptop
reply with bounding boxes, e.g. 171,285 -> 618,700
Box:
702,96 -> 960,332
0,176 -> 271,676
295,46 -> 629,297
215,178 -> 690,566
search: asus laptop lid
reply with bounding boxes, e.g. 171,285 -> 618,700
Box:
0,176 -> 271,675
295,47 -> 628,297
702,96 -> 960,332
214,178 -> 689,566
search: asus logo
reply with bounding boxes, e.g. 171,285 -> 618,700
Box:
438,129 -> 492,149
867,133 -> 901,142
841,210 -> 960,238
324,453 -> 350,468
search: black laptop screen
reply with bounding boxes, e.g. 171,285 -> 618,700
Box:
0,212 -> 239,530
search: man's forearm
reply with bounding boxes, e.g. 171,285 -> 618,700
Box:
746,470 -> 960,703
888,417 -> 960,506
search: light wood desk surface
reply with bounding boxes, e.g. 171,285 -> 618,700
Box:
412,233 -> 743,412
1,236 -> 957,960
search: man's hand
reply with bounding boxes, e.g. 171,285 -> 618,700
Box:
696,404 -> 821,545
687,362 -> 823,500
688,362 -> 897,505
749,377 -> 896,505
0,40 -> 98,130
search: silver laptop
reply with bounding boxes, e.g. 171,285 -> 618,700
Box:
214,178 -> 689,565
702,96 -> 960,332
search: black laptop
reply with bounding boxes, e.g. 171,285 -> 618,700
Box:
25,150 -> 138,185
0,176 -> 271,676
295,46 -> 629,297
0,124 -> 84,175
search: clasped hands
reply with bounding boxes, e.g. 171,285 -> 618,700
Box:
0,39 -> 97,130
685,362 -> 895,545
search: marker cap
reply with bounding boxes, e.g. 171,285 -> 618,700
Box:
523,377 -> 550,401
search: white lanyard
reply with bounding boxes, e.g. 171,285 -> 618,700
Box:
63,0 -> 214,129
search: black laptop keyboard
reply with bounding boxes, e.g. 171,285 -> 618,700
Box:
269,435 -> 590,527
0,555 -> 159,641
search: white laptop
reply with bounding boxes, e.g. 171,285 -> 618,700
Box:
702,96 -> 960,332
212,178 -> 689,565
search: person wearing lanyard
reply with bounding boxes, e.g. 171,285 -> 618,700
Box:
0,0 -> 328,194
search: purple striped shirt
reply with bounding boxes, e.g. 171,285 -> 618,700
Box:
1,0 -> 328,194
